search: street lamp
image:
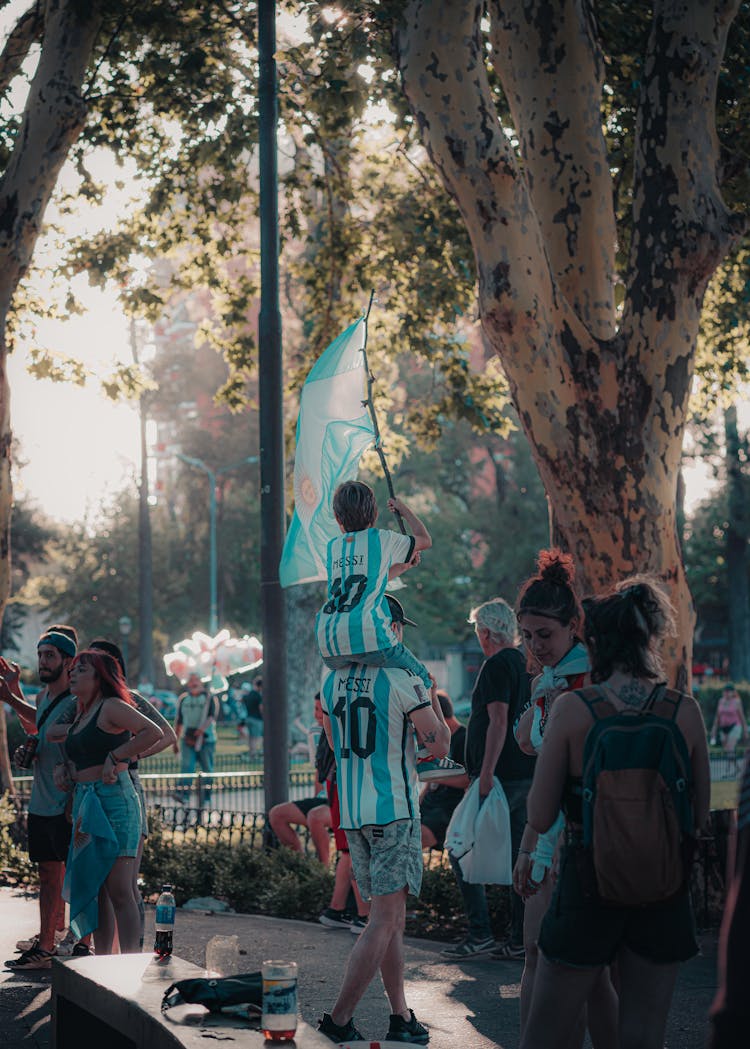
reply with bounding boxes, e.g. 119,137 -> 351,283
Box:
118,615 -> 133,671
173,452 -> 259,634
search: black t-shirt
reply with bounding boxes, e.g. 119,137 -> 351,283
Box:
464,647 -> 535,782
420,724 -> 467,817
244,689 -> 262,720
315,732 -> 336,784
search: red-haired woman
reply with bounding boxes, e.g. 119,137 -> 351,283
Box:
511,551 -> 617,1049
52,650 -> 162,953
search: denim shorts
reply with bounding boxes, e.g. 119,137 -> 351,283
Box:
72,773 -> 141,858
129,769 -> 149,838
346,819 -> 423,901
538,844 -> 699,968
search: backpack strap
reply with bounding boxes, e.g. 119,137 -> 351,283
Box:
572,685 -> 617,721
644,683 -> 683,721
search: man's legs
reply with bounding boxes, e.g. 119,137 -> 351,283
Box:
38,860 -> 65,953
307,804 -> 332,864
330,887 -> 408,1026
196,741 -> 215,805
177,742 -> 197,801
448,851 -> 492,943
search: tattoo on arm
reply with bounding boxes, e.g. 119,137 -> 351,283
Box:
422,730 -> 436,743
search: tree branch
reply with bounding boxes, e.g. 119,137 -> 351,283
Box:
487,0 -> 617,340
0,0 -> 103,326
0,2 -> 43,98
622,0 -> 746,413
396,1 -> 596,459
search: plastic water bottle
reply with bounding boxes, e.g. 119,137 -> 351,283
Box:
154,884 -> 176,957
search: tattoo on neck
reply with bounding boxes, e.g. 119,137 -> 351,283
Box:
617,680 -> 648,707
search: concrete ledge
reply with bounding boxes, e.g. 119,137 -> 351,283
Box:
51,952 -> 330,1048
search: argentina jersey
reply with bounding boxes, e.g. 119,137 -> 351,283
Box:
316,528 -> 415,658
321,664 -> 430,829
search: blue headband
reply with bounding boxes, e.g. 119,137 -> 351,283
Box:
37,631 -> 77,658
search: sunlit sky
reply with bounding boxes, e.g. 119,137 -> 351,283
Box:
2,4 -> 721,526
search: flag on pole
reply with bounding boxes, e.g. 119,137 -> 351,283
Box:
280,318 -> 375,587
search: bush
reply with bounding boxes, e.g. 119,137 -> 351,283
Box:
141,817 -> 334,920
408,855 -> 511,940
0,792 -> 36,886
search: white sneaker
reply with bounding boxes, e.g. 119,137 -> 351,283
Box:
55,929 -> 79,956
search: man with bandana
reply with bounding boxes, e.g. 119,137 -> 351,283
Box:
0,627 -> 79,969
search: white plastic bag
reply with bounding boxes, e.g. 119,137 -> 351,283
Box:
445,777 -> 512,884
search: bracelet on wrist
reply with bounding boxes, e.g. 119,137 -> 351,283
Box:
518,849 -> 532,855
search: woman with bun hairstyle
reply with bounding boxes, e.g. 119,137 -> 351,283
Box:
519,578 -> 710,1049
52,650 -> 162,953
511,551 -> 616,1048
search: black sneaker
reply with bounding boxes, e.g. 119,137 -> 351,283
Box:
386,1009 -> 429,1044
317,1012 -> 364,1042
318,908 -> 353,930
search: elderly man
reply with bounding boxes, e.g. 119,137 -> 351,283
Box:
1,627 -> 79,969
441,598 -> 535,961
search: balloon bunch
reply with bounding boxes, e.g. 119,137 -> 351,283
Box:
163,629 -> 263,692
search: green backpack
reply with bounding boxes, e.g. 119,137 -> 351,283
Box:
578,684 -> 695,907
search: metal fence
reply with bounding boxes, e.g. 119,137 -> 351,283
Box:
6,773 -> 735,925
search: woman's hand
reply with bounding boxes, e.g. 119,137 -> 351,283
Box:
101,753 -> 119,784
513,851 -> 546,899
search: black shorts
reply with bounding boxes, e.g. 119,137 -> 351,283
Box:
419,795 -> 459,849
538,844 -> 699,968
27,813 -> 71,863
294,796 -> 328,819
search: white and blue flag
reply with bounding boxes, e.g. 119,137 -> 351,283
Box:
280,318 -> 375,588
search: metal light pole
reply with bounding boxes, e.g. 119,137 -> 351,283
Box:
174,452 -> 258,635
259,0 -> 288,813
130,317 -> 154,684
118,615 -> 132,670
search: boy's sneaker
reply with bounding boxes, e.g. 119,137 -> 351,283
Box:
490,941 -> 525,960
417,755 -> 466,781
349,915 -> 367,935
440,936 -> 495,959
317,1012 -> 364,1043
386,1009 -> 429,1044
6,945 -> 55,970
71,942 -> 94,957
318,908 -> 353,930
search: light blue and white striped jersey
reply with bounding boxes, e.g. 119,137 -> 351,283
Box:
320,664 -> 430,829
316,528 -> 415,658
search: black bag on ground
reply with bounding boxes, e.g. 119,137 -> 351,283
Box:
162,972 -> 263,1014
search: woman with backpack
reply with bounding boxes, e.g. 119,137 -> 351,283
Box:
512,550 -> 617,1048
519,577 -> 711,1049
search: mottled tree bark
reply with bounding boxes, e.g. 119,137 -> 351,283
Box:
0,0 -> 102,792
397,0 -> 745,685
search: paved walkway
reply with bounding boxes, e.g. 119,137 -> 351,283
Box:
1,887 -> 718,1048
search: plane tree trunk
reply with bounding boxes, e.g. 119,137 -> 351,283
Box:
397,0 -> 745,686
0,0 -> 102,792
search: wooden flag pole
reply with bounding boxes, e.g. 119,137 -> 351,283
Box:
360,291 -> 406,534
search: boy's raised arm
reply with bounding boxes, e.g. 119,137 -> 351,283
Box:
387,497 -> 432,552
